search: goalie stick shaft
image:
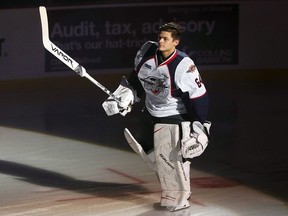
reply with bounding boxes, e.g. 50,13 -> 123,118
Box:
39,6 -> 119,101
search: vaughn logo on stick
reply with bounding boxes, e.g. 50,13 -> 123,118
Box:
50,43 -> 74,68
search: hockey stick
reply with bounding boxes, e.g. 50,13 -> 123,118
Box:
39,6 -> 119,101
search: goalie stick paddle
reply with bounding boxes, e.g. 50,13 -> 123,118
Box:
38,6 -> 119,101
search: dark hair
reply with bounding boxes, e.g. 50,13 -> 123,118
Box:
159,22 -> 184,40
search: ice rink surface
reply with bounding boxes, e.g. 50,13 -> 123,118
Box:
0,74 -> 287,215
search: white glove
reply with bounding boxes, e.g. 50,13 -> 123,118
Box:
181,121 -> 211,159
102,76 -> 138,116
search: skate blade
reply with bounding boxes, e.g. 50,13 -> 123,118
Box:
167,204 -> 190,212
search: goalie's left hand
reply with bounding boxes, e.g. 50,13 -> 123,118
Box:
181,121 -> 211,159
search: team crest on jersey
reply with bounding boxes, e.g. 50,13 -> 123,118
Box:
187,64 -> 196,73
140,75 -> 168,95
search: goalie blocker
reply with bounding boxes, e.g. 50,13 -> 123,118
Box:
102,76 -> 139,116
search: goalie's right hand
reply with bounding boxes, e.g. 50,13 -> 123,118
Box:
102,98 -> 132,116
102,76 -> 138,116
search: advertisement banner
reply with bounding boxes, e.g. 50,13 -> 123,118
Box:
45,3 -> 239,72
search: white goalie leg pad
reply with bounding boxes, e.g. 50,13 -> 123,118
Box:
181,121 -> 211,159
154,124 -> 191,212
124,128 -> 156,171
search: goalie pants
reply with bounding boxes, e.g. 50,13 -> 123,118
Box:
135,108 -> 190,154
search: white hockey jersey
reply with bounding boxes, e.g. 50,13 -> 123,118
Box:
130,41 -> 207,118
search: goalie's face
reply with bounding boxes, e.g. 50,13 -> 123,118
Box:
158,31 -> 179,58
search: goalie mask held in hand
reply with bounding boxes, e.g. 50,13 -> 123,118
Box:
102,76 -> 139,116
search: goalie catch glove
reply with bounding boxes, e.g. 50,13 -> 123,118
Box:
181,121 -> 211,159
102,76 -> 139,116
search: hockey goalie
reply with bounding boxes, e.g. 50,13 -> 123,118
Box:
39,6 -> 211,212
102,22 -> 211,212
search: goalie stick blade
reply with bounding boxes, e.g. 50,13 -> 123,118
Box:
39,6 -> 82,75
38,6 -> 119,101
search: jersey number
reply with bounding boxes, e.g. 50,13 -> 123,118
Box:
195,75 -> 203,88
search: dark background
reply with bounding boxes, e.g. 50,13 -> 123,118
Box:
0,0 -> 287,202
0,0 -> 239,9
